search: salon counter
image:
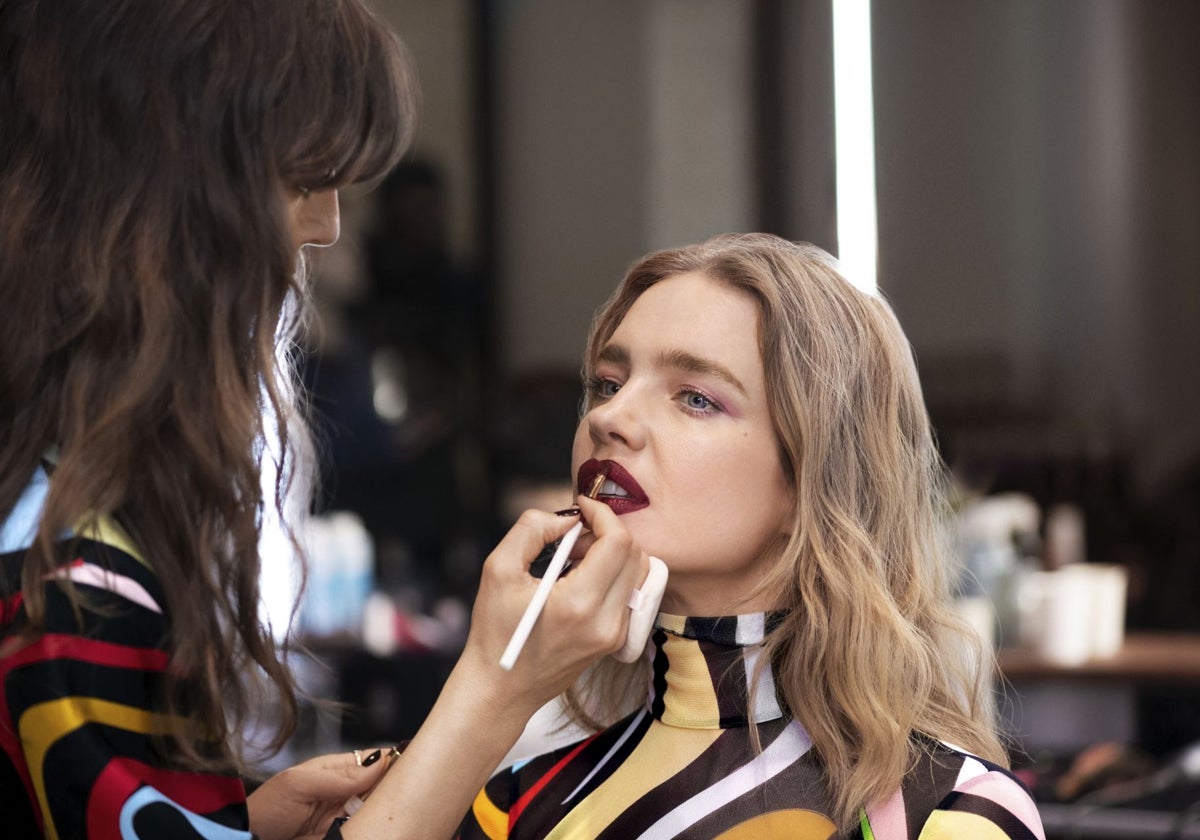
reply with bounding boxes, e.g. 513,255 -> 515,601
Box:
999,632 -> 1200,684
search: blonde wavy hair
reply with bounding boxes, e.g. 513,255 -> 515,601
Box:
566,233 -> 1005,830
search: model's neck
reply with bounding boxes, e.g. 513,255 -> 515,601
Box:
646,611 -> 786,729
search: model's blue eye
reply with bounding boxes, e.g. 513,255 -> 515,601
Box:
678,388 -> 721,415
585,376 -> 621,401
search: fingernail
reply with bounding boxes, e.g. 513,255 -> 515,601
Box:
554,506 -> 581,517
361,748 -> 383,767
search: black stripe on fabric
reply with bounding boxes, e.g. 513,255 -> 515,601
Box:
1,549 -> 23,586
456,769 -> 513,839
681,615 -> 740,645
484,765 -> 511,810
680,751 -> 836,839
41,581 -> 166,647
5,539 -> 168,648
5,652 -> 168,719
41,722 -> 240,839
903,745 -> 964,837
75,539 -> 165,597
764,609 -> 789,635
595,718 -> 799,840
936,791 -> 1040,840
649,629 -> 668,720
45,720 -> 176,840
699,638 -> 752,728
0,751 -> 43,838
510,709 -> 652,836
553,708 -> 652,809
132,799 -> 224,839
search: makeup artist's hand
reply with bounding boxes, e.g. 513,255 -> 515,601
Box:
335,497 -> 648,840
464,494 -> 649,712
247,751 -> 388,840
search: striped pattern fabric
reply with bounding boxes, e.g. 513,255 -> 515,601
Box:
1,465 -> 253,839
459,612 -> 1044,840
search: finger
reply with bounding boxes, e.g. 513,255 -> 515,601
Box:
559,499 -> 648,615
489,508 -> 588,573
566,497 -> 640,580
294,750 -> 390,795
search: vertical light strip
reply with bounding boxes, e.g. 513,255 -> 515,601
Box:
833,0 -> 878,295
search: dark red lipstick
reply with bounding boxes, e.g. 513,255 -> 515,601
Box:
577,459 -> 649,515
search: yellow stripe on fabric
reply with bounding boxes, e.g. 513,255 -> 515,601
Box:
918,810 -> 1012,840
75,515 -> 151,570
544,721 -> 720,840
470,788 -> 509,840
658,634 -> 722,729
713,809 -> 836,839
656,613 -> 688,635
20,696 -> 186,840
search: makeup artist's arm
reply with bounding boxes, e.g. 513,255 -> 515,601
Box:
341,496 -> 646,840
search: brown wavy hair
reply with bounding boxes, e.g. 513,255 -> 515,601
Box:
0,0 -> 416,772
568,234 -> 1005,829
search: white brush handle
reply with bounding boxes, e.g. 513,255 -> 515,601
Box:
499,522 -> 584,670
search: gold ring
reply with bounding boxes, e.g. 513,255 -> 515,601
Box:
353,749 -> 364,766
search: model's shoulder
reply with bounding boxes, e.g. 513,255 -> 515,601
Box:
911,742 -> 1045,840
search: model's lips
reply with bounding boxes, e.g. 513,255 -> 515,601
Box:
577,458 -> 649,515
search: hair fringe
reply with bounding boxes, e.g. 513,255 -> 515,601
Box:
1,0 -> 415,774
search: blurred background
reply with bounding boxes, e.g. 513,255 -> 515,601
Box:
278,2 -> 1200,835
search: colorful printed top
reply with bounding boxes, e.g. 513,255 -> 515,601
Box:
0,464 -> 253,839
459,612 -> 1045,840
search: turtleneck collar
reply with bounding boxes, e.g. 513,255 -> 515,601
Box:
647,612 -> 786,730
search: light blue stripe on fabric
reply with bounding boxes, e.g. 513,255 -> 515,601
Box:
0,466 -> 51,554
120,786 -> 252,840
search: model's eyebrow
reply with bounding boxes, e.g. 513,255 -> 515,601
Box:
595,342 -> 747,396
658,349 -> 747,396
595,343 -> 630,368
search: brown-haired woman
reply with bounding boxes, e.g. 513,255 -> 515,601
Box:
0,2 -> 648,838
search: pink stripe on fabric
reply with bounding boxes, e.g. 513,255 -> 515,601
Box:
54,562 -> 162,614
866,785 -> 907,840
955,771 -> 1047,840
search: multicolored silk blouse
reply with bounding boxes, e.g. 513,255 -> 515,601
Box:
459,612 -> 1045,840
0,464 -> 253,839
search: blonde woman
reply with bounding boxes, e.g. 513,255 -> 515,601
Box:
460,234 -> 1044,839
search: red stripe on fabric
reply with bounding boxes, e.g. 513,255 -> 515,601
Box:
1,592 -> 23,624
87,757 -> 247,840
0,633 -> 172,835
86,760 -> 142,840
1,633 -> 169,674
508,735 -> 599,827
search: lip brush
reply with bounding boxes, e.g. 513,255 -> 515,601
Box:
499,470 -> 607,670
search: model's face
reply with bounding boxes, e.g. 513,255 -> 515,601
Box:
284,187 -> 340,253
571,271 -> 794,615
